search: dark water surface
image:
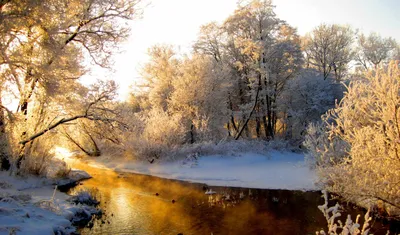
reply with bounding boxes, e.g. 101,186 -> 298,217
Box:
69,163 -> 398,235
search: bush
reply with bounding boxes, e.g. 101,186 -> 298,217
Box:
19,151 -> 53,176
306,61 -> 400,216
14,139 -> 71,178
142,109 -> 187,147
20,151 -> 71,179
68,188 -> 100,206
164,139 -> 296,162
123,109 -> 188,161
303,122 -> 349,168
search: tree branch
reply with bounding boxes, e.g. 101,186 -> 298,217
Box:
235,84 -> 261,140
19,114 -> 88,145
0,104 -> 14,121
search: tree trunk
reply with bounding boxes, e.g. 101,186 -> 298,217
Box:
15,44 -> 36,171
85,130 -> 101,157
271,92 -> 278,137
244,118 -> 250,138
262,115 -> 268,139
0,96 -> 10,170
0,100 -> 5,134
255,115 -> 261,138
63,131 -> 101,157
190,123 -> 195,144
235,86 -> 260,140
266,95 -> 274,139
16,144 -> 26,171
272,110 -> 277,136
228,96 -> 238,136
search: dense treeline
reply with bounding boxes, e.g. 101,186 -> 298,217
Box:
128,0 -> 398,159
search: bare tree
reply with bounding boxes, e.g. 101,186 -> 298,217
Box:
193,22 -> 224,63
303,24 -> 354,81
355,32 -> 397,70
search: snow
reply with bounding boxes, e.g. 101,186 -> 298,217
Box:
87,150 -> 318,191
0,201 -> 73,235
0,170 -> 98,234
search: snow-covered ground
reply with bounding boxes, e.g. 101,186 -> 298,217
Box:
0,170 -> 97,235
84,150 -> 318,191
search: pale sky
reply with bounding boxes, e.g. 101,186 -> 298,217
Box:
102,0 -> 400,100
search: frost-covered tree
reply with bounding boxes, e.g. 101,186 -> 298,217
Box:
0,0 -> 142,172
169,54 -> 230,142
306,61 -> 400,215
303,24 -> 354,81
142,45 -> 181,111
355,32 -> 397,70
221,0 -> 277,139
393,44 -> 400,61
219,0 -> 303,139
281,68 -> 344,141
193,22 -> 224,63
139,47 -> 230,146
262,24 -> 303,138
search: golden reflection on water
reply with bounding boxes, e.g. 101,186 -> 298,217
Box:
70,162 -> 330,235
72,163 -> 205,234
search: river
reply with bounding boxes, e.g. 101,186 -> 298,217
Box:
68,163 -> 398,235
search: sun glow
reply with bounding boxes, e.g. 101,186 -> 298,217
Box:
52,146 -> 74,160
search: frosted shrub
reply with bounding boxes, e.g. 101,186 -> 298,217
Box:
131,139 -> 168,161
165,139 -> 294,161
307,61 -> 400,216
142,109 -> 187,147
68,188 -> 100,206
127,109 -> 187,161
35,200 -> 62,214
303,122 -> 349,168
35,187 -> 62,214
168,140 -> 267,161
19,143 -> 55,177
19,141 -> 71,178
316,190 -> 373,235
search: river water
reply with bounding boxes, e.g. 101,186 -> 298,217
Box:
69,163 -> 398,235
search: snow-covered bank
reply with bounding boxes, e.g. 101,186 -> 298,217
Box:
84,151 -> 318,191
0,170 -> 99,234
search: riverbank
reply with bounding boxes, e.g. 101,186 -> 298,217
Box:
0,169 -> 99,234
70,150 -> 318,191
